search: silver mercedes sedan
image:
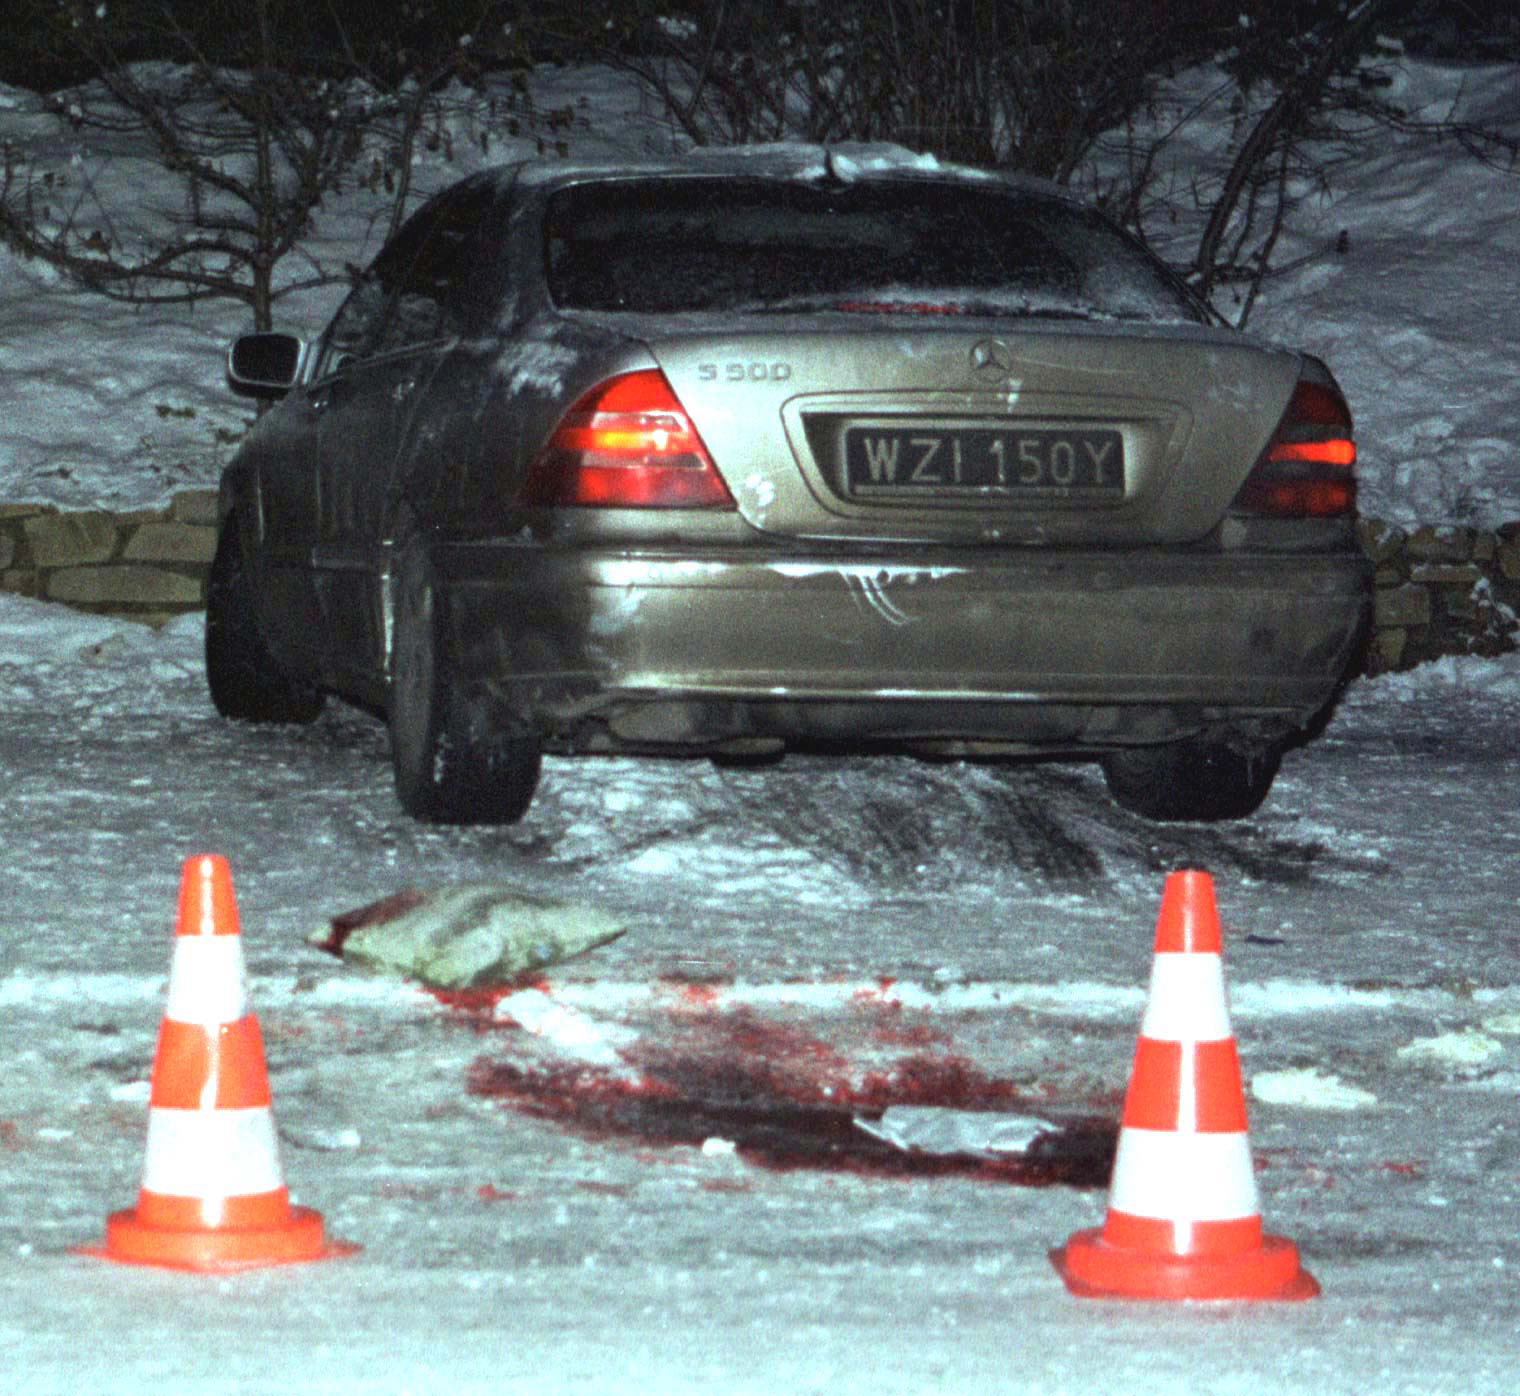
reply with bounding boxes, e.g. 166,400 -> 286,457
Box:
209,149 -> 1371,825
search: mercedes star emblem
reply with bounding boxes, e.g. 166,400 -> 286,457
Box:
969,338 -> 1016,382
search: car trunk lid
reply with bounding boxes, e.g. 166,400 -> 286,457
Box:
641,321 -> 1302,546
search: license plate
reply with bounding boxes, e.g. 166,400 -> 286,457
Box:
843,425 -> 1124,500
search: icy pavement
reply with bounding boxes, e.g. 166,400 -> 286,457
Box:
1,597 -> 1519,1393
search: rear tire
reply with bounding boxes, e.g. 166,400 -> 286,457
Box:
1101,740 -> 1281,822
387,519 -> 541,824
205,514 -> 324,724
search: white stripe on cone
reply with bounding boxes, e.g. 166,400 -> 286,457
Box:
163,936 -> 250,1026
1107,1128 -> 1261,1221
141,1106 -> 284,1200
1138,953 -> 1232,1042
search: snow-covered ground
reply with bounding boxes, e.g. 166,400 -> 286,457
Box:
2,48 -> 1520,1396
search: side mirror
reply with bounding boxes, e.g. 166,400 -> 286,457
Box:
226,332 -> 307,399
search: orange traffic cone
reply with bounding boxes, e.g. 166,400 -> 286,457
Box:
1051,869 -> 1317,1301
80,854 -> 356,1271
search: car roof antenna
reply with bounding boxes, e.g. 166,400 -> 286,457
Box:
820,146 -> 847,188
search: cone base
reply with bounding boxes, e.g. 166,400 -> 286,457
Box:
80,1204 -> 359,1273
1051,1227 -> 1319,1302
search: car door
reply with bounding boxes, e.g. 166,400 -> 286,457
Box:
309,177 -> 514,697
238,377 -> 326,674
241,261 -> 396,680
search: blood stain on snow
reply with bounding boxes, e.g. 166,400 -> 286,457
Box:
467,1009 -> 1115,1188
429,977 -> 552,1023
476,1184 -> 520,1203
851,991 -> 953,1049
869,1019 -> 953,1050
656,975 -> 731,1008
312,887 -> 429,955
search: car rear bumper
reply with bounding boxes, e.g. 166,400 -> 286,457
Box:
435,540 -> 1371,754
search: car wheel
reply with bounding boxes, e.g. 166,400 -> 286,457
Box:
1101,740 -> 1281,822
387,519 -> 541,824
205,514 -> 325,724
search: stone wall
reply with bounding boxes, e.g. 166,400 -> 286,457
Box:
0,489 -> 218,627
2,494 -> 1517,676
1360,519 -> 1520,674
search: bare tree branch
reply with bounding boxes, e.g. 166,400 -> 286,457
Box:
0,0 -> 499,327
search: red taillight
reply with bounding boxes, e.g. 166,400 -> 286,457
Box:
1234,378 -> 1357,518
518,369 -> 735,510
1262,439 -> 1357,467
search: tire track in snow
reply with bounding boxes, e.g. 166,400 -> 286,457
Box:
504,750 -> 1388,896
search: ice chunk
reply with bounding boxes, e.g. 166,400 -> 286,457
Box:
853,1105 -> 1056,1157
1251,1068 -> 1377,1110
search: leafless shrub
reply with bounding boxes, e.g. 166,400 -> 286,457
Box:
581,0 -> 1517,330
1079,2 -> 1518,326
0,0 -> 501,328
577,0 -> 1243,178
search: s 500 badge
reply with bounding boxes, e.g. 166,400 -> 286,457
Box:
698,361 -> 794,383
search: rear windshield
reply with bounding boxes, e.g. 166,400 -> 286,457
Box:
545,177 -> 1205,324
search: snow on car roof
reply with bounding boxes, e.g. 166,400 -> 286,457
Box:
484,142 -> 1072,202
